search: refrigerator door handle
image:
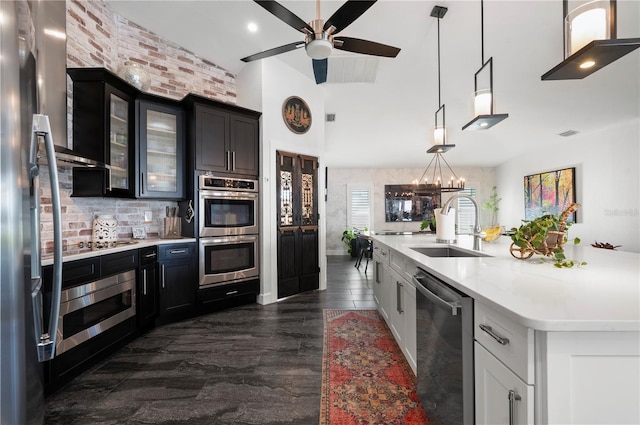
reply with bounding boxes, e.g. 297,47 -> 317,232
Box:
31,114 -> 62,362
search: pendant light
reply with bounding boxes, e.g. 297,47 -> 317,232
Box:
542,0 -> 640,80
415,6 -> 464,194
462,0 -> 509,131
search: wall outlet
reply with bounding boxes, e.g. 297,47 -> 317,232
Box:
144,210 -> 153,222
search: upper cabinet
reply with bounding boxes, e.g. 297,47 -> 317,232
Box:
183,94 -> 260,177
136,94 -> 184,199
68,68 -> 185,200
68,68 -> 137,198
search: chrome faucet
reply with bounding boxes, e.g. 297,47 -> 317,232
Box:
440,194 -> 486,251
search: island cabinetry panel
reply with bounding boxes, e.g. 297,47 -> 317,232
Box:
157,242 -> 196,323
136,95 -> 184,199
388,267 -> 417,374
538,331 -> 640,425
184,94 -> 260,176
68,68 -> 137,198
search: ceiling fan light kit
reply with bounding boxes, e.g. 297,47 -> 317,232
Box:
542,0 -> 640,80
462,0 -> 509,131
242,0 -> 400,84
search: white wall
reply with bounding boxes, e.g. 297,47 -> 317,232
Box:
497,118 -> 640,253
238,59 -> 326,304
326,166 -> 496,254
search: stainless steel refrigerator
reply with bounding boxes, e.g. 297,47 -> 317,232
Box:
1,1 -> 66,423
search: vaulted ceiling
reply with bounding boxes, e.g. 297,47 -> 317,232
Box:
107,0 -> 640,168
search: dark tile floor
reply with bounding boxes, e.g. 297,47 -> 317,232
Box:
45,255 -> 375,425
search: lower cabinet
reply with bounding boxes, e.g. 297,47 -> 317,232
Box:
475,342 -> 534,425
137,246 -> 158,331
157,242 -> 196,323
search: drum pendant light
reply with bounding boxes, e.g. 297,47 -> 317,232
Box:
542,0 -> 640,80
462,0 -> 509,131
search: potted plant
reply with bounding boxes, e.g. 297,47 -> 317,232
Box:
481,186 -> 502,242
342,229 -> 358,258
509,203 -> 586,268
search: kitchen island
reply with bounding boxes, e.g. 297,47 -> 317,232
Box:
370,232 -> 640,424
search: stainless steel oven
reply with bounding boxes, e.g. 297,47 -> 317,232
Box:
56,269 -> 136,355
199,235 -> 259,288
198,175 -> 258,237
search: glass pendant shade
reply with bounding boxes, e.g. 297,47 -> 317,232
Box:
433,126 -> 445,146
474,89 -> 492,116
566,1 -> 609,56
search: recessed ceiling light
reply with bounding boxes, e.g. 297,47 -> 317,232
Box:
247,22 -> 258,33
579,60 -> 595,69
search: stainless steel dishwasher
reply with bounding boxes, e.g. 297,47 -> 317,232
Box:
413,267 -> 474,424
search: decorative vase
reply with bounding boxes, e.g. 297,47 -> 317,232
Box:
93,215 -> 118,248
118,61 -> 150,91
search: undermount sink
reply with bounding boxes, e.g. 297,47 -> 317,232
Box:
410,246 -> 492,258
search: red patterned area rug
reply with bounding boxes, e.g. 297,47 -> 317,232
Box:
320,310 -> 429,425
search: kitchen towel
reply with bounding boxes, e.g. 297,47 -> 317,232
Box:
436,208 -> 456,242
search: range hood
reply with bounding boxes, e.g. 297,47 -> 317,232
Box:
37,143 -> 108,169
35,0 -> 104,169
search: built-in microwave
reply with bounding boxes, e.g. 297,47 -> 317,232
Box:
198,175 -> 258,237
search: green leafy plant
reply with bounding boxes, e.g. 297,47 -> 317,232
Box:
420,217 -> 435,231
509,203 -> 586,268
482,186 -> 502,226
342,227 -> 366,255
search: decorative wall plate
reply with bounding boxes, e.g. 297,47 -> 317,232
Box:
282,96 -> 312,134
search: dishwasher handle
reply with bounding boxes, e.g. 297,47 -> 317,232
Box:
413,275 -> 462,316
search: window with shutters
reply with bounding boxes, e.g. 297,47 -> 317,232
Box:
347,185 -> 373,232
454,188 -> 477,234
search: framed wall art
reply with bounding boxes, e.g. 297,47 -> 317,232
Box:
524,167 -> 576,222
282,96 -> 311,134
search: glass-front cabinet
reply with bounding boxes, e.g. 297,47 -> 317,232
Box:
137,96 -> 184,199
109,93 -> 131,191
68,68 -> 136,198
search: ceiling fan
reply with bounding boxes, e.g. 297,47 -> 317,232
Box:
241,0 -> 401,84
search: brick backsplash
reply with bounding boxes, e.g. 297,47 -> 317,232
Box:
40,0 -> 238,253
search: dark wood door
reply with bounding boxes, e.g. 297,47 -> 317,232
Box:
276,151 -> 319,299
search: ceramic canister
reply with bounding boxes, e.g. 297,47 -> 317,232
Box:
93,214 -> 118,247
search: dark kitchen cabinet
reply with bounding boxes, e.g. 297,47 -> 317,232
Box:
276,151 -> 319,299
68,68 -> 137,198
157,242 -> 196,323
183,94 -> 260,176
136,94 -> 185,199
138,246 -> 158,331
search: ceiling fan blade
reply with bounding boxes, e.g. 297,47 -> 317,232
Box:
241,41 -> 305,62
324,1 -> 376,33
334,37 -> 401,58
312,59 -> 328,84
254,0 -> 313,34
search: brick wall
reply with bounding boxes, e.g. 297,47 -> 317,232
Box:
40,0 -> 237,253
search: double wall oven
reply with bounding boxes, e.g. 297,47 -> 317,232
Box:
198,174 -> 259,288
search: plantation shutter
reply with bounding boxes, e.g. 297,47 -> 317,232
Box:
347,185 -> 372,232
456,188 -> 477,234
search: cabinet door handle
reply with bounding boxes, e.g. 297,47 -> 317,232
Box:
508,390 -> 522,425
143,269 -> 147,295
226,151 -> 231,171
479,324 -> 510,345
226,290 -> 238,296
144,252 -> 156,258
107,168 -> 112,192
141,172 -> 144,194
169,249 -> 187,254
396,281 -> 403,314
161,264 -> 166,289
375,262 -> 380,283
232,151 -> 236,171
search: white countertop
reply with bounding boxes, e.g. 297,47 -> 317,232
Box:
371,233 -> 640,332
41,238 -> 196,266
